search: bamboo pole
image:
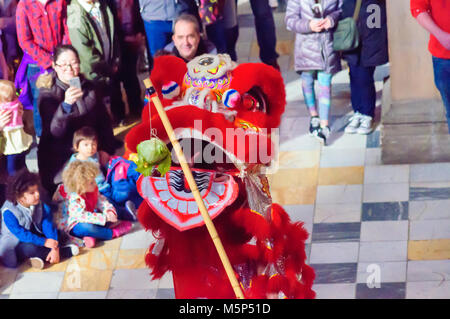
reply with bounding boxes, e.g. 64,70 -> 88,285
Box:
143,78 -> 245,299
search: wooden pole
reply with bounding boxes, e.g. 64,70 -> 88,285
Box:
143,78 -> 245,299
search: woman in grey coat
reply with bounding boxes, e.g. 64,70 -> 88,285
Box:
286,0 -> 342,144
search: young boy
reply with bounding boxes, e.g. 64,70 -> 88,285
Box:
411,0 -> 450,132
0,169 -> 79,269
66,126 -> 137,221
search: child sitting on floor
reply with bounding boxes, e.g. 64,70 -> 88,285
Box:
0,170 -> 79,269
66,126 -> 137,220
62,160 -> 132,248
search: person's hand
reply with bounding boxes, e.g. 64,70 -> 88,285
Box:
44,238 -> 59,249
319,17 -> 333,30
0,109 -> 12,130
64,86 -> 83,105
309,19 -> 324,32
437,32 -> 450,51
106,210 -> 118,223
46,248 -> 60,264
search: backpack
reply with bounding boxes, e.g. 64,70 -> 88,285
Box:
103,156 -> 143,207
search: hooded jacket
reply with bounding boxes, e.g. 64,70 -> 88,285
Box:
285,0 -> 343,74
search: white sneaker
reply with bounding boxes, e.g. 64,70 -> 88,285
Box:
345,112 -> 362,134
63,244 -> 80,256
269,0 -> 278,8
29,257 -> 44,269
357,115 -> 373,134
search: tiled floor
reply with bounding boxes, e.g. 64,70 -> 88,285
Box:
1,1 -> 449,299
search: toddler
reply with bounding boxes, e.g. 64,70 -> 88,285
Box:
0,80 -> 33,175
62,160 -> 132,248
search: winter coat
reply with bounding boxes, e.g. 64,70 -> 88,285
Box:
138,0 -> 178,22
37,73 -> 120,195
285,0 -> 343,74
67,0 -> 120,86
341,0 -> 388,67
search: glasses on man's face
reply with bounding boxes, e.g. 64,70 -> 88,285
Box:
55,62 -> 80,70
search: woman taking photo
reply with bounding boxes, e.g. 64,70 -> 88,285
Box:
37,45 -> 122,196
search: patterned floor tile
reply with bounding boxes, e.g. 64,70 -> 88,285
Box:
324,133 -> 367,150
360,221 -> 409,241
365,148 -> 382,166
68,249 -> 119,271
361,202 -> 408,221
309,263 -> 357,284
409,200 -> 450,220
0,267 -> 18,295
155,288 -> 176,299
314,203 -> 361,224
407,260 -> 450,282
318,166 -> 364,185
110,269 -> 159,290
271,186 -> 317,205
409,182 -> 450,201
106,288 -> 158,299
409,220 -> 450,240
316,185 -> 363,204
309,242 -> 359,264
120,226 -> 156,250
366,131 -> 380,148
158,272 -> 174,289
11,272 -> 65,294
116,249 -> 147,269
357,262 -> 407,283
311,223 -> 361,243
356,282 -> 406,299
58,291 -> 108,299
408,239 -> 450,260
268,168 -> 319,188
358,241 -> 408,262
313,283 -> 356,299
319,148 -> 366,168
60,269 -> 113,292
363,183 -> 409,203
9,292 -> 60,299
277,150 -> 320,169
406,281 -> 450,299
410,163 -> 450,182
364,165 -> 409,184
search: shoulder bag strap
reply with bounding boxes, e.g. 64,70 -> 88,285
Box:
353,0 -> 362,21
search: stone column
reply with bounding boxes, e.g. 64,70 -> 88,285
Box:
381,0 -> 449,164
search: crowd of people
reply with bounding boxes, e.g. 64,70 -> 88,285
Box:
0,0 -> 449,272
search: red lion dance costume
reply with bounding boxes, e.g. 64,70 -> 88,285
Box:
125,54 -> 315,299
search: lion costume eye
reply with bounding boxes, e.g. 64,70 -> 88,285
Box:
242,87 -> 268,113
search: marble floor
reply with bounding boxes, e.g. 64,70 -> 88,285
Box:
1,0 -> 449,299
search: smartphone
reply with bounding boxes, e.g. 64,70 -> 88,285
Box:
69,76 -> 81,89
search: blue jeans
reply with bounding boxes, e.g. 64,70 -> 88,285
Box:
433,57 -> 450,133
249,0 -> 279,64
349,64 -> 376,118
27,64 -> 42,137
143,20 -> 173,56
0,242 -> 73,269
70,223 -> 113,240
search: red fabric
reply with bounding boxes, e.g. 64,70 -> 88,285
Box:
128,56 -> 314,299
81,189 -> 99,212
16,0 -> 70,69
410,0 -> 450,59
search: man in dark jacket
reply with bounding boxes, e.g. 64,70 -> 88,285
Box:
342,0 -> 388,135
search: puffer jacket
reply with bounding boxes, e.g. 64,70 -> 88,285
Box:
285,0 -> 343,74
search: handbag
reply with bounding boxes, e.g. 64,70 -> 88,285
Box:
333,0 -> 362,52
